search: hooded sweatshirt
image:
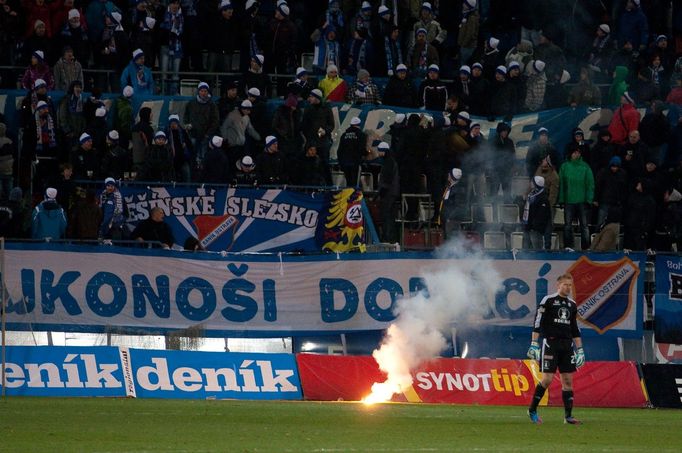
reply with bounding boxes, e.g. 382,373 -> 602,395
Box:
608,66 -> 629,105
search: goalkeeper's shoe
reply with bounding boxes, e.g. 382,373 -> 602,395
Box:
527,410 -> 542,424
564,416 -> 582,425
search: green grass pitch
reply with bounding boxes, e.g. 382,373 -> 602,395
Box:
1,397 -> 680,452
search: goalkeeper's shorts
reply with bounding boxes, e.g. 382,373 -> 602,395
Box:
540,338 -> 576,373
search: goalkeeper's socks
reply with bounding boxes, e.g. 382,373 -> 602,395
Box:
562,390 -> 574,418
529,383 -> 547,412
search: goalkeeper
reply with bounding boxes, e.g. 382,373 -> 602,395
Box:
526,273 -> 584,425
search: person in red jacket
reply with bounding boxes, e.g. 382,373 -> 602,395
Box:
608,91 -> 641,145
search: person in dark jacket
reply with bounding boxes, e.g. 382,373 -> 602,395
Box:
207,0 -> 237,74
564,128 -> 591,164
526,127 -> 561,177
490,122 -> 516,200
418,64 -> 448,110
489,65 -> 516,121
295,143 -> 327,187
201,136 -> 231,184
140,131 -> 174,182
593,156 -> 628,227
131,206 -> 175,249
99,130 -> 128,180
469,62 -> 490,116
131,106 -> 154,174
624,179 -> 656,250
70,132 -> 100,181
383,64 -> 416,107
165,114 -> 194,182
524,176 -> 551,249
301,89 -> 335,184
336,117 -> 367,187
378,141 -> 399,243
233,155 -> 258,186
31,187 -> 67,239
639,100 -> 670,167
438,168 -> 467,239
257,135 -> 288,185
0,187 -> 25,238
590,129 -> 617,174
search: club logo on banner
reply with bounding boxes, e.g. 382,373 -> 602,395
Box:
121,186 -> 363,253
568,256 -> 640,334
317,188 -> 366,253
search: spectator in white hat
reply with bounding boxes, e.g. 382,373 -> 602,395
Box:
257,135 -> 288,184
410,1 -> 447,52
265,2 -> 298,95
288,67 -> 312,99
458,0 -> 479,66
418,64 -> 448,111
207,0 -> 236,73
337,116 -> 367,188
120,48 -> 155,95
158,0 -> 184,95
22,50 -> 54,91
384,63 -> 416,107
31,187 -> 67,240
221,99 -> 261,157
438,168 -> 466,240
408,27 -> 439,76
234,155 -> 258,186
244,54 -> 267,99
184,81 -> 220,169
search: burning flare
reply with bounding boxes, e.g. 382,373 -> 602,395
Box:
360,243 -> 502,404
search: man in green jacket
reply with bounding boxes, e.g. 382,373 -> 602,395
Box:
558,148 -> 595,250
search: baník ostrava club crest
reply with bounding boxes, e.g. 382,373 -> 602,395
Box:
567,256 -> 640,333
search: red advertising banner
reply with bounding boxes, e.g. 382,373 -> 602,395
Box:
296,354 -> 648,408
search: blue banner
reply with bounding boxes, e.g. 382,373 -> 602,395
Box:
121,186 -> 340,252
0,346 -> 128,397
2,244 -> 645,339
128,348 -> 302,400
655,255 -> 682,344
0,90 -> 654,165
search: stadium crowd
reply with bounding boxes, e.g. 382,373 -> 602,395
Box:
0,0 -> 682,252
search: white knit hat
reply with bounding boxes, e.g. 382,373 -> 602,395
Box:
266,135 -> 278,146
488,37 -> 500,49
107,130 -> 119,141
95,107 -> 107,118
240,99 -> 253,109
68,8 -> 80,19
45,187 -> 57,200
350,117 -> 361,125
211,136 -> 223,147
123,85 -> 134,97
450,168 -> 462,180
533,176 -> 545,188
247,87 -> 261,97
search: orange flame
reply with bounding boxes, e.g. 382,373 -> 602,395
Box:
361,381 -> 401,405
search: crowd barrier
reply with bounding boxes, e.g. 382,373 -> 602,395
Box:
1,90 -> 669,164
3,345 -> 666,409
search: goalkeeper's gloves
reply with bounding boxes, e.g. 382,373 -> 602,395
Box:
527,341 -> 540,361
574,347 -> 585,368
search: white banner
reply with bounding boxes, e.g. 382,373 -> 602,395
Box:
2,246 -> 644,337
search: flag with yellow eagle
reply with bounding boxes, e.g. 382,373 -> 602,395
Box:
316,188 -> 366,252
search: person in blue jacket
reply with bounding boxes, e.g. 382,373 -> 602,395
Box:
31,187 -> 67,240
120,49 -> 155,95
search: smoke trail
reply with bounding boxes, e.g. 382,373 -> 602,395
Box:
365,240 -> 503,403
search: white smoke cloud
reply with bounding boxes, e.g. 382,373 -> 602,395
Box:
365,240 -> 504,402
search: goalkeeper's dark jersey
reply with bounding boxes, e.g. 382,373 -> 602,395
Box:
532,292 -> 581,340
